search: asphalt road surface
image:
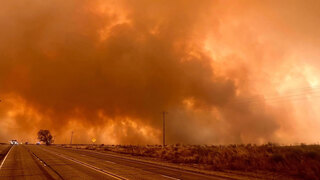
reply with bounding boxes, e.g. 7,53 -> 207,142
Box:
0,145 -> 242,180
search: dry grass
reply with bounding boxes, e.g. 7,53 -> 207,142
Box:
0,145 -> 10,161
60,143 -> 320,179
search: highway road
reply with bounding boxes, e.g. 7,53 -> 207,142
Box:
0,145 -> 245,180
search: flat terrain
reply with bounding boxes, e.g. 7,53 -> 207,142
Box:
0,145 -> 252,180
77,144 -> 318,179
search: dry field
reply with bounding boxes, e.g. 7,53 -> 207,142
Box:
59,143 -> 320,179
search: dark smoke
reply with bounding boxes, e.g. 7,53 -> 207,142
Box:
0,0 -> 319,144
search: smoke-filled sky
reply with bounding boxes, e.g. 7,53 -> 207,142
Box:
1,0 -> 320,144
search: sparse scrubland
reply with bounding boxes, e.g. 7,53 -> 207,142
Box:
60,143 -> 320,179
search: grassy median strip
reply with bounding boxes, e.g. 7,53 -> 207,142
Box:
0,145 -> 13,170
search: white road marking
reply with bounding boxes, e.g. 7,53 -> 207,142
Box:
41,148 -> 127,180
59,147 -> 231,180
105,160 -> 116,164
0,146 -> 14,170
161,175 -> 181,180
31,153 -> 45,166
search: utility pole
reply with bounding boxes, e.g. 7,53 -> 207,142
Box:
162,111 -> 168,147
70,131 -> 73,144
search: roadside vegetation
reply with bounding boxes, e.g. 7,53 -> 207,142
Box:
59,143 -> 320,179
37,129 -> 54,145
0,144 -> 11,162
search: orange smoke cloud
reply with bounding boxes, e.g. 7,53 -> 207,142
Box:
0,0 -> 320,144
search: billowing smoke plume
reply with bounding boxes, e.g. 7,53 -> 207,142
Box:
0,0 -> 320,144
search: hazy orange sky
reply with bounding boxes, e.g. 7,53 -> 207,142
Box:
1,0 -> 320,144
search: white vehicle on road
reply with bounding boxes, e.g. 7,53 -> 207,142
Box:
10,140 -> 18,145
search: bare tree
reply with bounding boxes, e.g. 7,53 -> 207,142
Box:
37,129 -> 54,145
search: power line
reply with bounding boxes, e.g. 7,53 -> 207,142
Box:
70,131 -> 73,145
237,85 -> 320,101
230,87 -> 320,105
162,111 -> 168,147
